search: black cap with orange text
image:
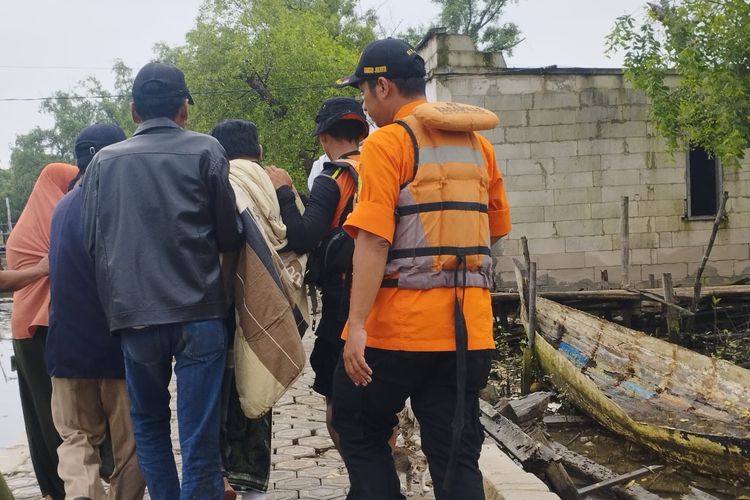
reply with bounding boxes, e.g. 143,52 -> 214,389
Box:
336,38 -> 425,88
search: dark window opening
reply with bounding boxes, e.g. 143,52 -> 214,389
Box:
687,147 -> 721,218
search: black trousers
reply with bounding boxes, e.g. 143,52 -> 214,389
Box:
331,348 -> 492,500
220,317 -> 272,492
13,327 -> 65,499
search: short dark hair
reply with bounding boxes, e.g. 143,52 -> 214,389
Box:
208,119 -> 261,160
133,93 -> 185,121
323,119 -> 368,143
367,76 -> 426,98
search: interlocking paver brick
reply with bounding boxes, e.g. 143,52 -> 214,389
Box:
274,476 -> 321,491
298,435 -> 335,452
321,474 -> 351,487
276,394 -> 295,406
270,452 -> 295,465
268,490 -> 299,500
290,420 -> 327,432
296,464 -> 338,480
275,445 -> 316,459
300,485 -> 347,499
322,449 -> 342,461
275,427 -> 312,441
269,469 -> 296,486
275,458 -> 317,472
295,394 -> 325,406
271,438 -> 294,450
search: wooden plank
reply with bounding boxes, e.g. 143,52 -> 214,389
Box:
681,486 -> 721,500
577,465 -> 664,496
522,262 -> 538,395
481,412 -> 552,466
662,273 -> 680,342
497,392 -> 553,425
522,236 -> 531,271
542,415 -> 590,426
623,286 -> 695,316
492,285 -> 750,304
528,262 -> 538,347
549,442 -> 662,500
621,196 -> 630,287
481,403 -> 580,500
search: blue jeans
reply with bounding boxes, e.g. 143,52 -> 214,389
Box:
120,320 -> 227,500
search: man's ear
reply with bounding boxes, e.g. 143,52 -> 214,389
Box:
258,144 -> 264,162
376,77 -> 391,99
174,100 -> 189,127
130,102 -> 142,124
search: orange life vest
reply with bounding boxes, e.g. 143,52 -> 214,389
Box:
304,157 -> 360,288
382,114 -> 493,289
326,157 -> 360,230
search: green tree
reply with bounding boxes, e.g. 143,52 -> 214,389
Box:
2,61 -> 134,218
170,0 -> 377,187
400,0 -> 522,54
607,0 -> 750,165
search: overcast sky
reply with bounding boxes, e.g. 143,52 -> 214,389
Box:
0,0 -> 647,167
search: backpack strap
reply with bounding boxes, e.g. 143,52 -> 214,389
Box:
322,159 -> 359,227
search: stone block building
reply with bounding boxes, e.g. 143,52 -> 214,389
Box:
417,31 -> 750,290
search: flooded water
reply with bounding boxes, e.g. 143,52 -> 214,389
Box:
547,420 -> 750,499
0,299 -> 25,448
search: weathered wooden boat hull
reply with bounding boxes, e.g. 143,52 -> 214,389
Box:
530,296 -> 750,479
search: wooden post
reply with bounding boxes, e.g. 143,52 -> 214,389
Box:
620,196 -> 630,287
648,273 -> 656,289
528,262 -> 537,348
688,191 -> 729,331
521,236 -> 531,273
663,273 -> 680,342
521,262 -> 537,395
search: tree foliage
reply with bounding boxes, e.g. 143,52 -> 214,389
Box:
607,0 -> 750,165
436,0 -> 521,53
400,0 -> 522,54
2,62 -> 133,219
171,0 -> 377,186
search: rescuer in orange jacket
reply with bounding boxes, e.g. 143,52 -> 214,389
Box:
266,97 -> 368,450
332,38 -> 512,499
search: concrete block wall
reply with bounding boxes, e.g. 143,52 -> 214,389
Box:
421,33 -> 750,290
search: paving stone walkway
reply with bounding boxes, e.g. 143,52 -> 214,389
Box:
0,333 -> 436,499
0,330 -> 560,500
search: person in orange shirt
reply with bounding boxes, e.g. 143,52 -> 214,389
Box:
332,38 -> 511,499
6,162 -> 78,500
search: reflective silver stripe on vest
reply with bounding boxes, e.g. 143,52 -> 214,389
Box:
419,145 -> 485,167
385,255 -> 493,290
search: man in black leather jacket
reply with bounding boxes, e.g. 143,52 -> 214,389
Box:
81,62 -> 243,500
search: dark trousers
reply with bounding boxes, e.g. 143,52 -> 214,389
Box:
220,322 -> 272,492
13,327 -> 65,499
120,320 -> 227,500
331,348 -> 492,500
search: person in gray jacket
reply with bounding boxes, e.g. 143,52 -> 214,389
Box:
81,61 -> 243,500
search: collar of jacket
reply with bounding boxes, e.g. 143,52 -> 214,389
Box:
134,117 -> 182,136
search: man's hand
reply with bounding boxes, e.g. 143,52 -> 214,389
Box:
32,255 -> 49,276
265,165 -> 293,189
343,325 -> 372,386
